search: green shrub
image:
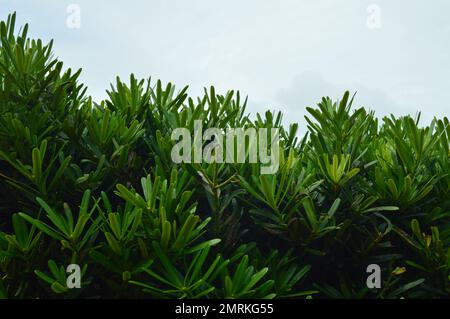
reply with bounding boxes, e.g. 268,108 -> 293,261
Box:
0,13 -> 449,299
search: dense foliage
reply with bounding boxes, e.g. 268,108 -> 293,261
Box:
0,13 -> 449,299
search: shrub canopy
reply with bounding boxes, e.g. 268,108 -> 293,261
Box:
0,13 -> 449,298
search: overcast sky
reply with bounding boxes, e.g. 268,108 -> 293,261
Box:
1,0 -> 449,131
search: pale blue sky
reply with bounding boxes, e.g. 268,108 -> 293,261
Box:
1,0 -> 449,131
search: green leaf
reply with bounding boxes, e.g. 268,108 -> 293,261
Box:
303,198 -> 318,229
327,198 -> 341,217
185,239 -> 221,254
18,213 -> 64,240
388,278 -> 425,297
